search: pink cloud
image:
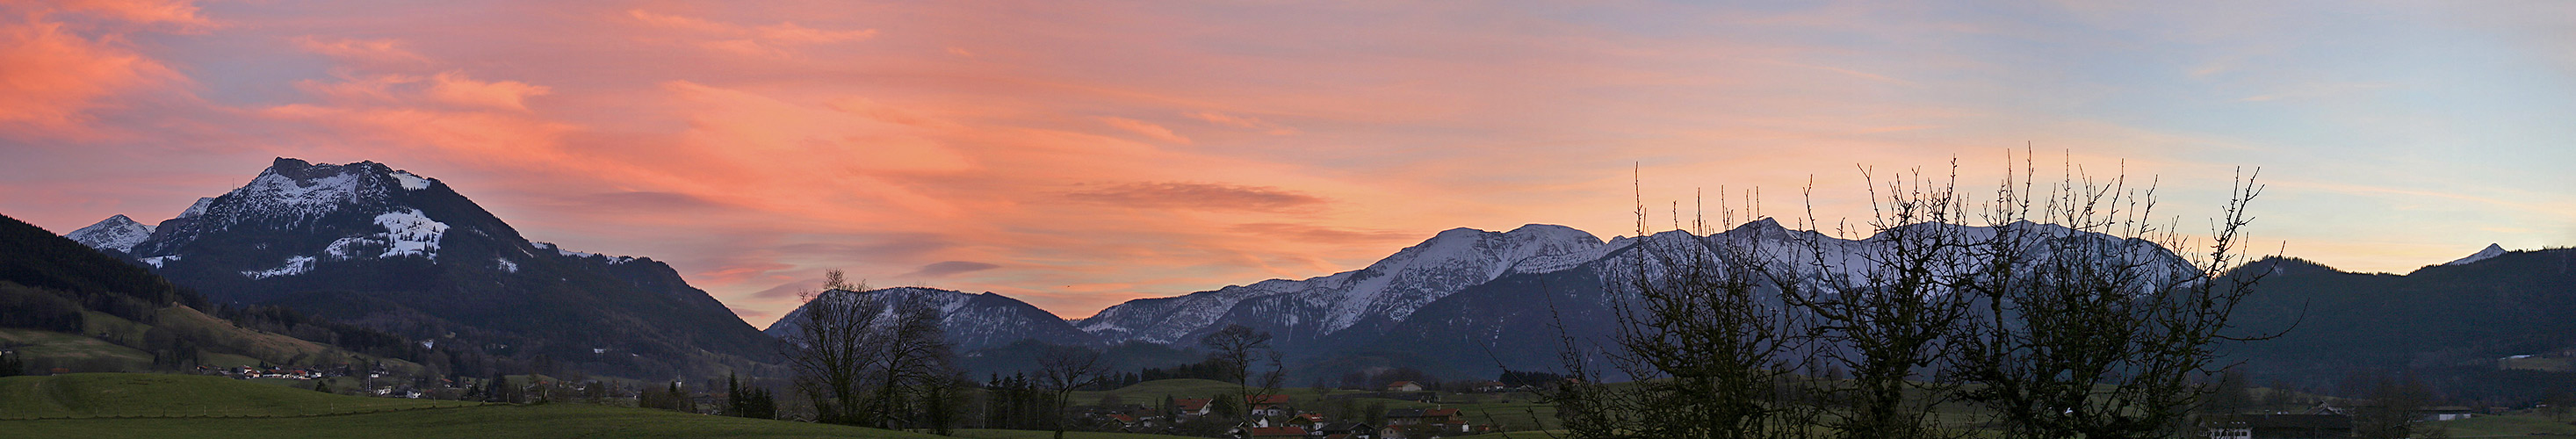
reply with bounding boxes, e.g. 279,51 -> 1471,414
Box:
626,9 -> 876,58
1064,182 -> 1325,212
427,72 -> 551,112
1098,116 -> 1191,144
0,4 -> 190,140
50,0 -> 211,28
1185,111 -> 1296,135
292,36 -> 427,66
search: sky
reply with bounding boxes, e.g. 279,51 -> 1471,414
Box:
4,0 -> 2572,327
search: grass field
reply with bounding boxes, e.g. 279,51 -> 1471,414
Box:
2429,414 -> 2576,438
0,306 -> 429,377
1,404 -> 948,439
952,429 -> 1201,439
17,372 -> 2568,439
0,373 -> 467,419
0,373 -> 1198,439
0,328 -> 154,372
1060,378 -> 1575,431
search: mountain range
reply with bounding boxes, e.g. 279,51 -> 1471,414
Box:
768,217 -> 2217,379
65,158 -> 776,378
51,157 -> 2568,396
766,217 -> 2566,396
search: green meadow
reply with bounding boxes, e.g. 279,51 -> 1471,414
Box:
0,373 -> 1185,439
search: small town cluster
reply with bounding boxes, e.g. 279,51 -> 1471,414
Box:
2198,401 -> 2490,439
1069,380 -> 1521,439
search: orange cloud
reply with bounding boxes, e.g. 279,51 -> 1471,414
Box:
49,0 -> 210,28
288,71 -> 550,112
1099,116 -> 1191,144
261,104 -> 579,161
661,80 -> 973,176
427,72 -> 551,112
626,9 -> 876,57
0,4 -> 189,140
1227,222 -> 1413,244
754,21 -> 877,44
1064,182 -> 1325,212
292,36 -> 427,65
1185,111 -> 1296,135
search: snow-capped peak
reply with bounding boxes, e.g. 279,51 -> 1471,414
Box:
177,197 -> 215,219
187,158 -> 449,229
66,214 -> 155,253
203,158 -> 405,227
2443,244 -> 2507,266
1727,217 -> 1785,234
1077,224 -> 1605,344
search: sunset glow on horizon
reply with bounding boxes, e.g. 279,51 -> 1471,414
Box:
5,0 -> 2572,327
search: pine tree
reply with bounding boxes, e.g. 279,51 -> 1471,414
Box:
726,373 -> 745,417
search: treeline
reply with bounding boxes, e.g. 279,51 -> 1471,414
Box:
1076,353 -> 1265,391
0,214 -> 204,313
214,304 -> 418,361
208,302 -> 545,382
1498,370 -> 1568,387
1132,357 -> 1235,385
0,214 -> 205,333
979,372 -> 1057,430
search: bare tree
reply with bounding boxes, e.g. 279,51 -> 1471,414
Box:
1555,155 -> 2276,439
869,293 -> 956,430
1200,324 -> 1285,423
1949,155 -> 2273,439
783,270 -> 963,430
1588,184 -> 1816,439
1548,295 -> 1634,439
1036,344 -> 1111,439
1777,164 -> 1983,439
2354,375 -> 2433,439
784,270 -> 881,425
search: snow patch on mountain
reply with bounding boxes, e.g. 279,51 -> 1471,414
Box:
66,214 -> 154,253
323,209 -> 449,261
390,170 -> 433,191
323,236 -> 374,260
141,255 -> 180,268
494,257 -> 519,273
372,209 -> 447,259
2444,244 -> 2507,266
242,255 -> 315,279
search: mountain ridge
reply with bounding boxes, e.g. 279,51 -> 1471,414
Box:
763,218 -> 2213,380
62,157 -> 777,378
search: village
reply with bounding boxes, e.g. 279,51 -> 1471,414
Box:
150,357 -> 2569,439
1063,379 -> 1532,439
